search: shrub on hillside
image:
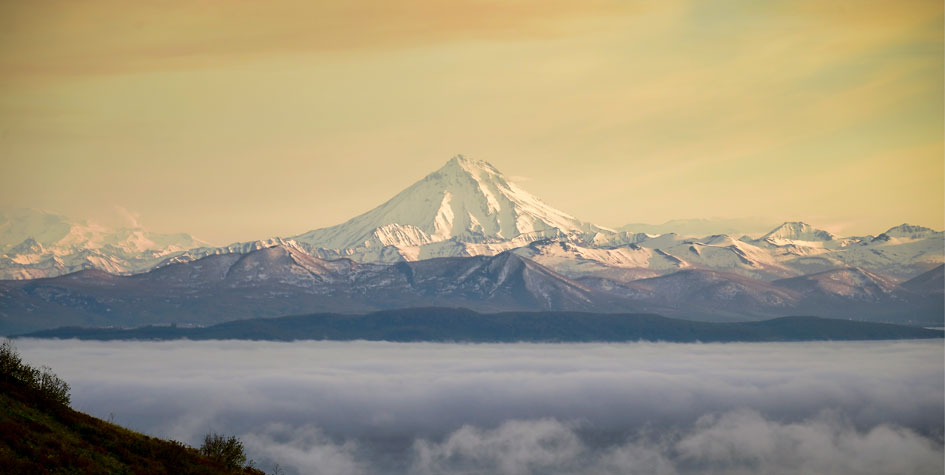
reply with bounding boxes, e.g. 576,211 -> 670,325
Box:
0,339 -> 70,406
199,432 -> 247,470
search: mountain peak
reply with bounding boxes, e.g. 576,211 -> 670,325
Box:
293,155 -> 601,252
761,222 -> 835,242
882,224 -> 938,239
436,155 -> 504,181
5,237 -> 45,257
444,154 -> 492,168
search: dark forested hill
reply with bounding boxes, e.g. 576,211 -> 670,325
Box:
20,308 -> 943,343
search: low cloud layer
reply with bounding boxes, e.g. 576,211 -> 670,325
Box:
15,339 -> 944,474
412,412 -> 943,475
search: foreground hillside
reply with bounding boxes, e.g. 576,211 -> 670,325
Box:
21,308 -> 944,343
0,343 -> 264,474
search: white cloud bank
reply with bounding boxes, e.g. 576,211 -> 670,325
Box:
411,411 -> 944,475
15,339 -> 944,474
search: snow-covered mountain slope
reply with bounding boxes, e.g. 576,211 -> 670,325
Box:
879,224 -> 940,240
829,225 -> 944,280
726,222 -> 944,281
292,155 -> 607,252
619,217 -> 778,238
156,237 -> 310,267
764,266 -> 942,322
575,264 -> 943,324
0,207 -> 207,279
511,240 -> 680,281
579,269 -> 800,321
506,224 -> 931,283
756,221 -> 836,245
653,235 -> 794,280
772,267 -> 901,302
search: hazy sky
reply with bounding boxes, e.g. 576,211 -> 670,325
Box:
1,0 -> 942,244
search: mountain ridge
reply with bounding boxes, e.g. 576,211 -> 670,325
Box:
2,242 -> 942,335
759,221 -> 836,243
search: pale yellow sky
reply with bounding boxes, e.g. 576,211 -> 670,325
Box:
1,0 -> 942,244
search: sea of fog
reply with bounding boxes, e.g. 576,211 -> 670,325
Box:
15,339 -> 945,475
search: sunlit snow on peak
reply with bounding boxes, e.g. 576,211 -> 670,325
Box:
293,155 -> 604,251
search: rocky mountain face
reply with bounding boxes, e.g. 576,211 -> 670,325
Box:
901,264 -> 945,296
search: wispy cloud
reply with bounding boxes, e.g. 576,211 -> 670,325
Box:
112,206 -> 141,229
0,0 -> 636,81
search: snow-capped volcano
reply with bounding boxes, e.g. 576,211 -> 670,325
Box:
293,155 -> 605,251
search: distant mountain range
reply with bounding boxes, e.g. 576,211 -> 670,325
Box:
0,207 -> 206,280
1,156 -> 942,334
0,243 -> 941,335
618,217 -> 780,238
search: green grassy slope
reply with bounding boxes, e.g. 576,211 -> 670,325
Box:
0,376 -> 264,474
